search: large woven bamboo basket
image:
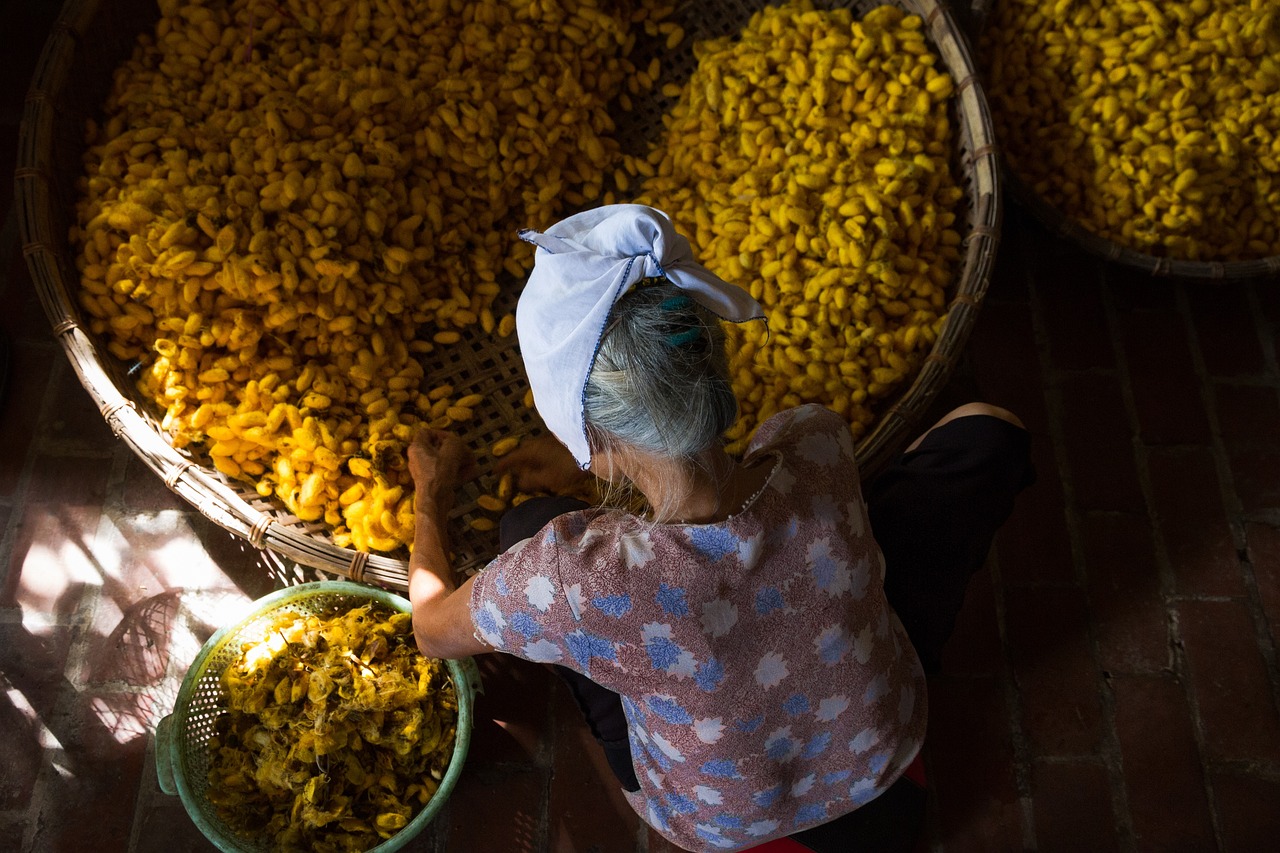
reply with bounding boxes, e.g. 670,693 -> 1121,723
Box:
972,0 -> 1280,281
17,0 -> 1000,590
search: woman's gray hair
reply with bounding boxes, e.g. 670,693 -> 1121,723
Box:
583,279 -> 737,462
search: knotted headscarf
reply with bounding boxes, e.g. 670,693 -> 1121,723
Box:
516,204 -> 764,469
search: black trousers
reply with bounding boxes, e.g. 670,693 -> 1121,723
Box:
497,415 -> 1035,850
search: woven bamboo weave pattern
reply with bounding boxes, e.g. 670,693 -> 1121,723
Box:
17,0 -> 1000,589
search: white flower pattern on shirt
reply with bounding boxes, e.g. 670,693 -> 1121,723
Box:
469,405 -> 927,852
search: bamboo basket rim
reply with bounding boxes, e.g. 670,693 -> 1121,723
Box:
971,0 -> 1280,282
17,0 -> 1001,592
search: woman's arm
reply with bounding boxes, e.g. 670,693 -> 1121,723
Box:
407,429 -> 492,659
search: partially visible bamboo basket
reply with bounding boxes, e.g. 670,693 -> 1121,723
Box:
17,0 -> 1000,590
1002,169 -> 1280,281
972,0 -> 1280,282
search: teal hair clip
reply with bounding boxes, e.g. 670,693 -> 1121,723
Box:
666,327 -> 702,347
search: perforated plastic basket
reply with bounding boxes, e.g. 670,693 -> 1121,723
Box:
154,581 -> 480,853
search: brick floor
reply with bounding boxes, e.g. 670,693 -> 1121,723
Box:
3,10 -> 1280,853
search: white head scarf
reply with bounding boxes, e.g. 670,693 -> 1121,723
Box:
516,204 -> 764,469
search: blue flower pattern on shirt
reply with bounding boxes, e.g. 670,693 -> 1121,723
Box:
509,610 -> 541,639
688,525 -> 739,562
701,759 -> 740,779
755,586 -> 784,615
644,628 -> 689,672
565,630 -> 616,674
656,583 -> 690,616
648,695 -> 694,725
695,657 -> 726,692
592,593 -> 632,618
467,406 -> 926,851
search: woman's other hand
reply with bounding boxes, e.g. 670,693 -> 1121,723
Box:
495,433 -> 592,495
408,428 -> 478,514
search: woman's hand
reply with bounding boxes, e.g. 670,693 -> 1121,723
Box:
495,433 -> 592,495
408,428 -> 478,516
405,428 -> 490,659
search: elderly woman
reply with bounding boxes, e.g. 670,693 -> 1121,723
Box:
406,205 -> 1032,852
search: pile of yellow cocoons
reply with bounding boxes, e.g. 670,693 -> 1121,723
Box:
981,0 -> 1280,261
70,0 -> 674,553
630,0 -> 965,451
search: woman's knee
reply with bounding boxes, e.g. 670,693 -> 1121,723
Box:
940,402 -> 1025,430
907,403 -> 1025,452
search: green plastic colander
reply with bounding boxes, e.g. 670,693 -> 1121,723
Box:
155,580 -> 480,852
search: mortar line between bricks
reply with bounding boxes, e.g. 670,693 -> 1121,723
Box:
987,544 -> 1037,852
538,666 -> 556,852
0,357 -> 88,618
1173,281 -> 1256,852
1043,264 -> 1133,853
1204,758 -> 1280,782
1099,273 -> 1182,648
1019,260 -> 1105,851
1181,281 -> 1280,705
1244,281 -> 1280,379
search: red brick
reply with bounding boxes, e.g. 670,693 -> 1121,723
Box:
1106,266 -> 1179,312
1029,760 -> 1119,853
1,245 -> 55,346
48,749 -> 149,853
0,123 -> 14,214
1146,447 -> 1243,597
128,794 -> 219,853
86,590 -> 184,687
0,2 -> 63,121
924,677 -> 1024,850
0,815 -> 29,853
70,690 -> 162,760
437,766 -> 546,851
25,452 -> 112,506
465,654 -> 555,770
1111,675 -> 1215,851
1121,310 -> 1211,445
1058,373 -> 1144,512
985,221 -> 1031,305
0,339 -> 55,498
1178,599 -> 1280,764
1213,382 -> 1280,447
2,503 -> 103,616
647,827 -> 688,853
548,680 -> 641,852
1246,522 -> 1280,652
1225,447 -> 1280,514
182,513 -> 294,601
44,363 -> 115,450
1080,513 -> 1170,674
938,565 -> 1002,676
1186,286 -> 1268,378
1256,280 -> 1280,327
1211,770 -> 1280,853
0,620 -> 74,705
93,511 -> 246,596
121,454 -> 190,513
1030,221 -> 1106,313
1004,586 -> 1105,756
0,694 -> 45,810
1038,273 -> 1115,372
967,301 -> 1051,439
994,441 -> 1075,586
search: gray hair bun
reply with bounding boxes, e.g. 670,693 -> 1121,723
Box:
584,279 -> 737,461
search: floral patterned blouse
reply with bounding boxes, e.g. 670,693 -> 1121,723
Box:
469,405 -> 927,851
